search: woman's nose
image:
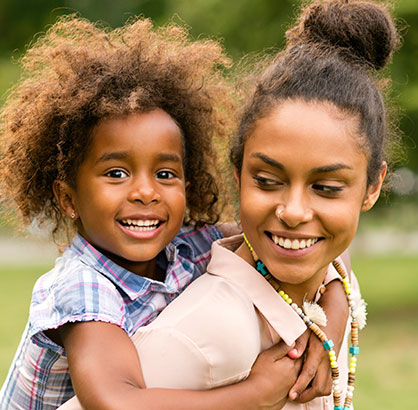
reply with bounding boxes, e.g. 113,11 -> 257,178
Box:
276,188 -> 313,227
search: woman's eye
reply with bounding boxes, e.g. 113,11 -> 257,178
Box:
253,175 -> 280,187
312,184 -> 343,194
105,169 -> 128,179
156,170 -> 176,179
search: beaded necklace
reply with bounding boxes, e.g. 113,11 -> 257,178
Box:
243,234 -> 366,410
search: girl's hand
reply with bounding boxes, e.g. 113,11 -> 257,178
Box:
288,279 -> 349,402
288,331 -> 332,402
246,341 -> 303,409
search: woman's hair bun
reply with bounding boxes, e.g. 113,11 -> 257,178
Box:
286,0 -> 399,70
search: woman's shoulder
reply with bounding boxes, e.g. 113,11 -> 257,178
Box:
133,274 -> 261,389
137,272 -> 262,356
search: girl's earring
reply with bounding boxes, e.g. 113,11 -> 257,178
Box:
70,211 -> 76,220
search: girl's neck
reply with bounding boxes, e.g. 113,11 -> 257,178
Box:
78,232 -> 163,280
235,237 -> 328,306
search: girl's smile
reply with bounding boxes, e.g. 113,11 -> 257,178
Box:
59,109 -> 187,278
236,99 -> 385,303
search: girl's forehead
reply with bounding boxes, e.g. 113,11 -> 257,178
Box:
85,110 -> 185,164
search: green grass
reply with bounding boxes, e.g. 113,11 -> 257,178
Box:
1,255 -> 417,409
352,254 -> 418,313
0,264 -> 53,383
351,254 -> 418,410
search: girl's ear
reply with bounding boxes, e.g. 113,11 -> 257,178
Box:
233,167 -> 240,191
361,162 -> 387,212
53,180 -> 78,220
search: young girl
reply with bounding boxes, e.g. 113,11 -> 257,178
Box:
0,13 -> 349,410
60,1 -> 400,409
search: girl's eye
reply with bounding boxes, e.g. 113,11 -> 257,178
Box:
156,170 -> 176,179
105,169 -> 128,179
253,175 -> 280,187
312,184 -> 343,194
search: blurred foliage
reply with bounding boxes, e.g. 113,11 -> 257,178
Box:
0,0 -> 416,174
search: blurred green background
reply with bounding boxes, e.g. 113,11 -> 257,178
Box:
0,0 -> 417,409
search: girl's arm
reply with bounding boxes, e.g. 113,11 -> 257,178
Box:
59,321 -> 302,410
288,274 -> 349,402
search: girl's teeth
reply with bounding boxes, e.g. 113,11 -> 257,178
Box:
125,225 -> 156,231
272,235 -> 318,250
121,219 -> 160,229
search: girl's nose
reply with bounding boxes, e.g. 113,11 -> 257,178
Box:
128,178 -> 161,205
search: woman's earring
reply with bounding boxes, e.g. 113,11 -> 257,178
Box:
70,211 -> 76,219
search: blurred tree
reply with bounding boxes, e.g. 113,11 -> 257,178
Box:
0,0 -> 170,54
162,0 -> 295,57
0,0 -> 416,172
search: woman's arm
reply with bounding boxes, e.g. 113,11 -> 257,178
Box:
59,321 -> 301,410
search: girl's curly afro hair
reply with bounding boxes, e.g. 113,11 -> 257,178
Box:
0,15 -> 236,238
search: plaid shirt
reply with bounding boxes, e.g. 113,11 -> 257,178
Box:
0,225 -> 222,410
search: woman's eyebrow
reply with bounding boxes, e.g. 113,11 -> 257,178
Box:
251,152 -> 284,170
312,164 -> 353,173
251,152 -> 352,173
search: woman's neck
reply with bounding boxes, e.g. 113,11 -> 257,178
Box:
235,237 -> 328,306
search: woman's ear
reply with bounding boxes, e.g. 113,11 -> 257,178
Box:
53,180 -> 78,220
361,162 -> 387,212
233,167 -> 240,191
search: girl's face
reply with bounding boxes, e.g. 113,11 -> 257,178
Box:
237,100 -> 385,301
56,109 -> 186,277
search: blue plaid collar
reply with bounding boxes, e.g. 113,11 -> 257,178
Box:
68,232 -> 195,301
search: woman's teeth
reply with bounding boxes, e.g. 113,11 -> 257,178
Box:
121,219 -> 160,231
271,235 -> 319,250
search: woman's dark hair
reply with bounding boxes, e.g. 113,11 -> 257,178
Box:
231,0 -> 401,187
0,15 -> 236,238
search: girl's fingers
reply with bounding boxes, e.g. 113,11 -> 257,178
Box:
288,361 -> 317,401
287,330 -> 309,359
265,341 -> 295,362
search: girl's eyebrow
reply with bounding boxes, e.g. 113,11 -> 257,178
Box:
96,151 -> 182,164
96,151 -> 130,163
157,153 -> 182,163
251,152 -> 353,173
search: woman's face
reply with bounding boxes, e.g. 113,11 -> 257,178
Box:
237,99 -> 385,300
